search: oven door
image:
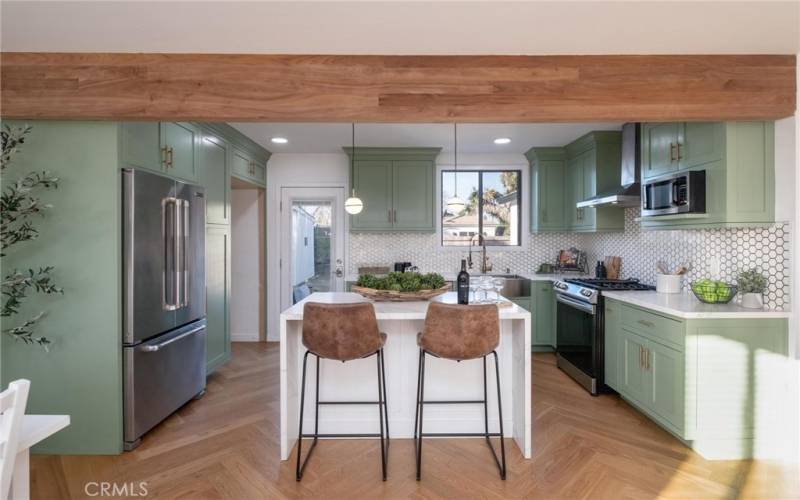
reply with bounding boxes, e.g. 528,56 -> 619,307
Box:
555,293 -> 599,394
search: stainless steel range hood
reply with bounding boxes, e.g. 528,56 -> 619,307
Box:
577,123 -> 641,209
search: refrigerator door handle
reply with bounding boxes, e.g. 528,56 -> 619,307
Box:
162,197 -> 179,311
174,198 -> 183,310
180,199 -> 190,308
139,324 -> 205,352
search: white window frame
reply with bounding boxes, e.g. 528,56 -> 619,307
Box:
436,161 -> 530,252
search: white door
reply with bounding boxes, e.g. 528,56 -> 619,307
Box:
280,187 -> 346,313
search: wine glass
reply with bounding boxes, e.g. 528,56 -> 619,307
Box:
480,276 -> 494,303
469,276 -> 481,303
492,277 -> 505,302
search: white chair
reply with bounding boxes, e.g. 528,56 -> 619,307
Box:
1,380 -> 30,500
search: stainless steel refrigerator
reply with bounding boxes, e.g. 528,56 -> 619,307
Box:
122,168 -> 207,450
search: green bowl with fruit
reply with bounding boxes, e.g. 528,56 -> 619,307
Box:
690,279 -> 738,304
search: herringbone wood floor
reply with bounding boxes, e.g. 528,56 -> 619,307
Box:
30,343 -> 799,499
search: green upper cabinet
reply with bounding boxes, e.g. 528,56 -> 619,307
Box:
231,147 -> 267,187
640,121 -> 775,230
351,160 -> 394,229
393,160 -> 434,230
564,131 -> 624,232
346,148 -> 441,232
678,122 -> 723,170
120,122 -> 162,171
526,147 -> 566,232
197,132 -> 231,225
162,122 -> 199,182
642,122 -> 680,179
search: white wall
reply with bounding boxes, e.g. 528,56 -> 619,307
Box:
3,2 -> 799,55
266,153 -> 350,340
231,189 -> 264,342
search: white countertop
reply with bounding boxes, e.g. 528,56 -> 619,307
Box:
280,292 -> 531,320
603,290 -> 793,319
347,272 -> 587,283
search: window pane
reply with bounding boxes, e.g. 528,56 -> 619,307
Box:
442,171 -> 480,246
441,170 -> 520,247
482,171 -> 519,246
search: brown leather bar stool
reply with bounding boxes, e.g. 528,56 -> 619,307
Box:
414,302 -> 506,480
296,302 -> 389,481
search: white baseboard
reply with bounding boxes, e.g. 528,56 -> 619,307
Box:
231,332 -> 260,342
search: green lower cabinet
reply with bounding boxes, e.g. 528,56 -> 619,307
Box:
605,298 -> 789,459
603,299 -> 620,390
205,225 -> 231,374
648,340 -> 684,432
532,283 -> 555,347
619,328 -> 650,405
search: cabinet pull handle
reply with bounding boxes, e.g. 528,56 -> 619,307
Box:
645,348 -> 650,371
167,147 -> 174,168
393,209 -> 397,223
639,346 -> 644,369
669,142 -> 675,161
388,209 -> 392,223
676,143 -> 682,161
161,146 -> 169,168
637,319 -> 655,328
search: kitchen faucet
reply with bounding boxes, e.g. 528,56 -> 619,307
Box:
467,234 -> 493,274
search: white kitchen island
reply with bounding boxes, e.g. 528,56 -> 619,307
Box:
279,292 -> 532,460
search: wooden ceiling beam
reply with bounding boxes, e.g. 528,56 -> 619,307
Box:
1,53 -> 795,122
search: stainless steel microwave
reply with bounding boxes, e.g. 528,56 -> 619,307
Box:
641,170 -> 706,216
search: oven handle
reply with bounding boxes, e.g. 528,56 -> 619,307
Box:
556,294 -> 596,315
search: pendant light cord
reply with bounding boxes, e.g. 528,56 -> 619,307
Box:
351,123 -> 356,197
454,123 -> 458,198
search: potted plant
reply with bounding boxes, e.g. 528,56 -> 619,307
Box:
736,268 -> 768,309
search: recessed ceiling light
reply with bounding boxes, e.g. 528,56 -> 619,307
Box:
271,137 -> 288,144
493,137 -> 511,145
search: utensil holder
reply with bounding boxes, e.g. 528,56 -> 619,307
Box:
656,274 -> 682,294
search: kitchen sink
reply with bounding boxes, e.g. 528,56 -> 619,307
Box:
474,274 -> 531,298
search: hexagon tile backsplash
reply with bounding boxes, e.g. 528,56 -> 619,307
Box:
349,208 -> 791,310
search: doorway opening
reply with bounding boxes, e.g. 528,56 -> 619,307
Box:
280,187 -> 346,315
231,177 -> 266,342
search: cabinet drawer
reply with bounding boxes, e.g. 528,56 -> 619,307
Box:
621,305 -> 683,349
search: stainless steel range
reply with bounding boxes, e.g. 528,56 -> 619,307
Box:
553,278 -> 654,395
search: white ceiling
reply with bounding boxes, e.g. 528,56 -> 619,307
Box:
2,1 -> 798,54
230,122 -> 623,154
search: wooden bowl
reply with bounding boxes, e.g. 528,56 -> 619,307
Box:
351,284 -> 451,302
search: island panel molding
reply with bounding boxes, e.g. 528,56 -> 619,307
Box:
1,53 -> 795,121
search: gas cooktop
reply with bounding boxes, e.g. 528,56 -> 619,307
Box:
564,278 -> 654,291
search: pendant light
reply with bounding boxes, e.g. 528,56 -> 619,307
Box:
344,123 -> 364,215
445,123 -> 466,215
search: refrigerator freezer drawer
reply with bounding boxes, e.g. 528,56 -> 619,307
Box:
123,319 -> 207,448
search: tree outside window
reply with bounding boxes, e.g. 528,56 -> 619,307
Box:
441,170 -> 521,247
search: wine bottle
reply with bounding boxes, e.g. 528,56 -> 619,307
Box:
457,259 -> 470,304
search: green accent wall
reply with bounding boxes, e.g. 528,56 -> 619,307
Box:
1,121 -> 123,454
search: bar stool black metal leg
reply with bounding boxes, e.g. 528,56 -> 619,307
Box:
314,355 -> 320,438
416,350 -> 426,481
483,356 -> 489,438
493,350 -> 507,480
296,350 -> 314,481
413,349 -> 422,448
380,347 -> 390,447
376,350 -> 387,481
